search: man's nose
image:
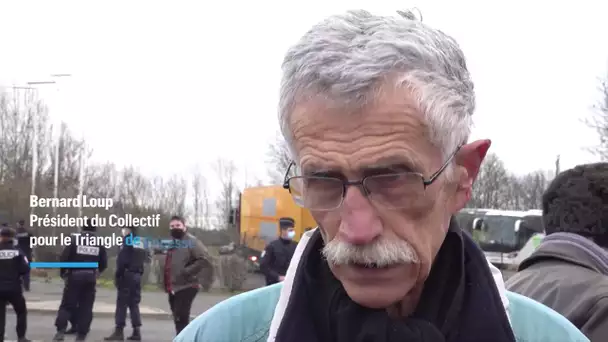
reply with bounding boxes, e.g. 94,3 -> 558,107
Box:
338,186 -> 382,245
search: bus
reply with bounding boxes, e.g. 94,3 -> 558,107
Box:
476,209 -> 544,269
455,208 -> 492,237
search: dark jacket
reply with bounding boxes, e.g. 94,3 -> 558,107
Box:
0,241 -> 29,292
116,233 -> 148,278
260,237 -> 297,285
59,231 -> 108,278
506,238 -> 608,341
15,227 -> 33,258
162,233 -> 212,293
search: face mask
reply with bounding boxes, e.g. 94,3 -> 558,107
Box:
286,230 -> 296,239
170,229 -> 185,239
121,228 -> 130,236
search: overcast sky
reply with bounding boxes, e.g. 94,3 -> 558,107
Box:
1,0 -> 607,195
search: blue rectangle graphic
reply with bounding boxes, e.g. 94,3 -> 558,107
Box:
30,262 -> 99,269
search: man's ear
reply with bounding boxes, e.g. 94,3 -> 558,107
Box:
452,139 -> 491,210
457,139 -> 491,184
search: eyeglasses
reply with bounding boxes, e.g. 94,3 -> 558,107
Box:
282,146 -> 462,211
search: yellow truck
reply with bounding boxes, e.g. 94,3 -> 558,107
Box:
236,185 -> 317,268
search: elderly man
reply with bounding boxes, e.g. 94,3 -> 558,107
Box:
175,9 -> 588,342
507,163 -> 608,341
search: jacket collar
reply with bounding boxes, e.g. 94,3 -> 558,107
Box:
267,227 -> 511,341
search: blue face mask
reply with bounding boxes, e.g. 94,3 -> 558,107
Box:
286,230 -> 296,239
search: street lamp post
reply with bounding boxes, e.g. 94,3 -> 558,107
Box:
28,74 -> 72,237
50,75 -> 75,215
13,86 -> 41,219
27,81 -> 59,212
78,140 -> 86,217
29,74 -> 71,213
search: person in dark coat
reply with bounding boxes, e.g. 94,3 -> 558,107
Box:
53,219 -> 108,341
0,227 -> 31,342
259,217 -> 298,285
104,226 -> 148,341
14,220 -> 33,291
63,232 -> 81,335
507,162 -> 608,341
163,215 -> 212,336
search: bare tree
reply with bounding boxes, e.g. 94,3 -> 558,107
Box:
192,168 -> 209,228
586,74 -> 608,160
213,158 -> 238,234
517,171 -> 548,209
154,175 -> 188,217
468,153 -> 549,210
201,176 -> 211,229
469,153 -> 510,208
266,133 -> 293,184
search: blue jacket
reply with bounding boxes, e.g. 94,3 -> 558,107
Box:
176,230 -> 589,342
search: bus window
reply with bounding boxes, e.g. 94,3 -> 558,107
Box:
477,215 -> 518,253
516,220 -> 540,250
473,218 -> 485,231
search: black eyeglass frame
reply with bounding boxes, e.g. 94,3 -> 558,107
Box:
282,145 -> 463,210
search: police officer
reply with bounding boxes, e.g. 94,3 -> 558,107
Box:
14,220 -> 33,292
259,217 -> 298,286
63,232 -> 81,336
0,227 -> 31,342
53,219 -> 108,341
104,226 -> 147,341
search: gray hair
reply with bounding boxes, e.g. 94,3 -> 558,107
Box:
279,9 -> 475,173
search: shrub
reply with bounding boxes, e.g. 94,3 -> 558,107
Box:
218,254 -> 248,292
198,255 -> 216,292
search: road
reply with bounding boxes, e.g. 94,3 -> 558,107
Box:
25,277 -> 241,318
3,312 -> 176,341
26,269 -> 510,317
8,270 -> 514,341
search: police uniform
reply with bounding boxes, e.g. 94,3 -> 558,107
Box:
104,227 -> 147,341
15,224 -> 33,291
259,218 -> 298,286
0,228 -> 30,341
60,232 -> 81,335
53,224 -> 108,341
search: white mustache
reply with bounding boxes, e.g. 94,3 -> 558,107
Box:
322,235 -> 420,267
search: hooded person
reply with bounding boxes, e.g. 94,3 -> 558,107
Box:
173,9 -> 589,342
259,217 -> 298,285
507,162 -> 608,341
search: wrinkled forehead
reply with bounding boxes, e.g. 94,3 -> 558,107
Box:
289,88 -> 440,176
